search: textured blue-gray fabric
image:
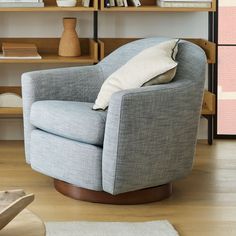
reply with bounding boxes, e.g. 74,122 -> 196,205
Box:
102,40 -> 206,194
30,130 -> 103,191
30,101 -> 107,146
22,65 -> 104,163
22,38 -> 206,195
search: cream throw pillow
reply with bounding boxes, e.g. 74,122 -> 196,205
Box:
93,39 -> 179,110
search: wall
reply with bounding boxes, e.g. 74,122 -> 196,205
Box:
0,11 -> 208,140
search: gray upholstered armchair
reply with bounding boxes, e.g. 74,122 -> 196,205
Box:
22,38 -> 206,204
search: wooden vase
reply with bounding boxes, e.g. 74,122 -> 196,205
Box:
59,17 -> 81,57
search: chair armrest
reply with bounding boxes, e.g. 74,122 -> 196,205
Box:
21,65 -> 104,163
102,81 -> 204,195
22,65 -> 103,103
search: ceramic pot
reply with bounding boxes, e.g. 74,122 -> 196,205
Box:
59,17 -> 81,57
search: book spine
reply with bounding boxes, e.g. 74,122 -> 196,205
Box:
105,0 -> 110,7
131,0 -> 141,7
82,0 -> 90,7
123,0 -> 128,7
109,0 -> 115,6
116,0 -> 124,7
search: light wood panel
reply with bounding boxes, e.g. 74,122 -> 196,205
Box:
0,108 -> 22,118
0,0 -> 98,12
1,140 -> 236,236
0,38 -> 98,64
202,90 -> 216,115
0,191 -> 34,231
100,0 -> 216,12
0,87 -> 21,97
186,38 -> 216,64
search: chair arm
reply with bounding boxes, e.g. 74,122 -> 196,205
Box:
21,65 -> 104,163
102,81 -> 204,195
21,65 -> 104,103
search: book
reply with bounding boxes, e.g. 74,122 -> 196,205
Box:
2,42 -> 38,49
157,0 -> 211,8
82,0 -> 90,7
109,0 -> 115,7
0,53 -> 42,59
130,0 -> 141,7
123,0 -> 128,7
2,42 -> 39,57
0,2 -> 44,7
105,0 -> 110,7
116,0 -> 123,7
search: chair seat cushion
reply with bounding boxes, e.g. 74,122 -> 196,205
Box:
30,101 -> 107,146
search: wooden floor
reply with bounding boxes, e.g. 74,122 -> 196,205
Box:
0,140 -> 236,236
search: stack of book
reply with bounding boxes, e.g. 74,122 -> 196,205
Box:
157,0 -> 212,8
0,0 -> 44,8
0,42 -> 41,59
105,0 -> 141,8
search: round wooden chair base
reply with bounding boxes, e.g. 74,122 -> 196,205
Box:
54,179 -> 172,205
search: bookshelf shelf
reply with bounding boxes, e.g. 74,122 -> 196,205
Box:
100,0 -> 216,12
0,107 -> 22,118
0,6 -> 96,12
0,38 -> 98,64
0,54 -> 96,64
0,0 -> 98,12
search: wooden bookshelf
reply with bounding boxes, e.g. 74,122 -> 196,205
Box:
100,0 -> 216,12
0,87 -> 22,118
0,38 -> 98,64
98,38 -> 216,115
0,0 -> 98,12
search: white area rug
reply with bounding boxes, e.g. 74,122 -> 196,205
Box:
46,220 -> 179,236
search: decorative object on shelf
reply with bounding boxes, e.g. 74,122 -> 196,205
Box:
0,189 -> 34,230
0,0 -> 44,8
56,0 -> 77,7
0,93 -> 22,107
0,42 -> 41,59
157,0 -> 212,8
59,17 -> 81,57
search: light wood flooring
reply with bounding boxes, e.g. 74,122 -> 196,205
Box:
0,140 -> 236,236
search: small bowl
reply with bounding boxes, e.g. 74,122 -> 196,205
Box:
56,0 -> 77,7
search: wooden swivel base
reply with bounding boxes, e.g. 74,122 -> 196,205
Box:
54,179 -> 172,205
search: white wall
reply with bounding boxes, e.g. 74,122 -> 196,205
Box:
0,11 -> 208,140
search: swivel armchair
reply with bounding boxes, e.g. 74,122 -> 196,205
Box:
22,38 -> 206,204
